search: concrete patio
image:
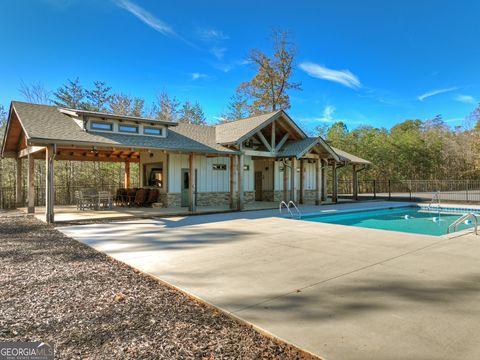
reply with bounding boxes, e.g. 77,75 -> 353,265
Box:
58,201 -> 480,360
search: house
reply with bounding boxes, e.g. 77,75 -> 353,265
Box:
1,101 -> 370,222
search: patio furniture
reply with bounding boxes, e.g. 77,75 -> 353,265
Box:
74,190 -> 90,211
145,189 -> 159,207
125,188 -> 137,207
97,191 -> 113,210
134,188 -> 149,207
114,188 -> 127,207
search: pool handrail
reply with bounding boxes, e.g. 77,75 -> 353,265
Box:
447,213 -> 478,235
288,201 -> 302,219
279,201 -> 294,218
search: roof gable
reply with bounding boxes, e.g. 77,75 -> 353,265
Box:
215,110 -> 306,145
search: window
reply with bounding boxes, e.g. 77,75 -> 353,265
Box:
212,164 -> 227,170
119,124 -> 139,133
91,121 -> 113,131
144,127 -> 162,136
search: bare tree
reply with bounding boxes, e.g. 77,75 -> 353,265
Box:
19,80 -> 51,104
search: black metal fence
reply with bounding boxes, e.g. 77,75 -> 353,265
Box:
336,180 -> 480,203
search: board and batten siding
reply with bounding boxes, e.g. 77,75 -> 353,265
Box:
272,159 -> 316,191
168,153 -> 242,193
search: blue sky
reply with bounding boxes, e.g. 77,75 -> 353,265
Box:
1,0 -> 479,132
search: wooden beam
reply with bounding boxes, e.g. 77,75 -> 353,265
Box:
291,157 -> 297,203
45,145 -> 55,223
352,164 -> 358,200
244,149 -> 276,158
27,154 -> 35,213
299,159 -> 305,204
15,157 -> 22,207
283,160 -> 288,202
18,146 -> 45,159
321,159 -> 327,201
124,161 -> 131,188
275,133 -> 289,152
271,121 -> 276,150
332,162 -> 338,204
189,153 -> 196,212
315,158 -> 321,205
238,145 -> 244,210
230,155 -> 236,209
256,131 -> 272,152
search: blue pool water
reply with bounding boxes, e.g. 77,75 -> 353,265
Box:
301,207 -> 475,236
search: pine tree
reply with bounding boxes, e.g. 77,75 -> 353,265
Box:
86,81 -> 111,112
235,30 -> 301,115
52,78 -> 86,109
154,92 -> 180,121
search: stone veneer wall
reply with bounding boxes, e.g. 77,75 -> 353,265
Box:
160,193 -> 181,208
244,191 -> 255,204
196,192 -> 231,207
302,190 -> 318,204
262,190 -> 283,202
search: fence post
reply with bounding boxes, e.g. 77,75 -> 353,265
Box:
388,180 -> 391,200
466,180 -> 469,202
373,180 -> 376,199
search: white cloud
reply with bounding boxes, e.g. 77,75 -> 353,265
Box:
191,72 -> 208,80
197,28 -> 229,41
301,105 -> 337,124
115,0 -> 175,36
210,46 -> 227,60
417,87 -> 458,101
299,62 -> 361,89
455,94 -> 476,104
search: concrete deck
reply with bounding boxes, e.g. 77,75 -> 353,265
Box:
58,201 -> 480,360
21,198 -> 354,223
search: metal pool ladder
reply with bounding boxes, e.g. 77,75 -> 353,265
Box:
447,213 -> 478,235
279,201 -> 302,219
428,190 -> 441,210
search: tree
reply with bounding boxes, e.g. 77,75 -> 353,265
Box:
86,81 -> 111,112
53,78 -> 86,109
109,93 -> 144,117
18,81 -> 51,104
235,29 -> 301,115
179,100 -> 207,125
219,93 -> 249,123
153,92 -> 180,122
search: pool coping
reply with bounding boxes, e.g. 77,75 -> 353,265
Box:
283,202 -> 478,239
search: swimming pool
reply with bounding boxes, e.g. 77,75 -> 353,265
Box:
300,206 -> 476,236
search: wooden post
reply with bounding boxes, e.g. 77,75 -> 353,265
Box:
332,162 -> 338,203
299,159 -> 305,204
230,155 -> 236,209
45,144 -> 55,223
15,157 -> 23,207
291,157 -> 298,203
315,158 -> 321,205
321,159 -> 327,201
188,153 -> 196,212
271,121 -> 276,153
27,154 -> 35,213
124,161 -> 131,188
352,165 -> 358,201
283,160 -> 288,201
237,151 -> 244,211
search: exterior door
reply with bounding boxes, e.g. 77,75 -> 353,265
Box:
181,168 -> 189,207
254,171 -> 263,201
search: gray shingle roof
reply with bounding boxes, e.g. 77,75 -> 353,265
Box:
214,110 -> 282,144
332,146 -> 371,165
12,102 -> 235,154
277,137 -> 340,160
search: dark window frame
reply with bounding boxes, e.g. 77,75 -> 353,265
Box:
144,126 -> 163,136
90,121 -> 113,131
118,124 -> 139,134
